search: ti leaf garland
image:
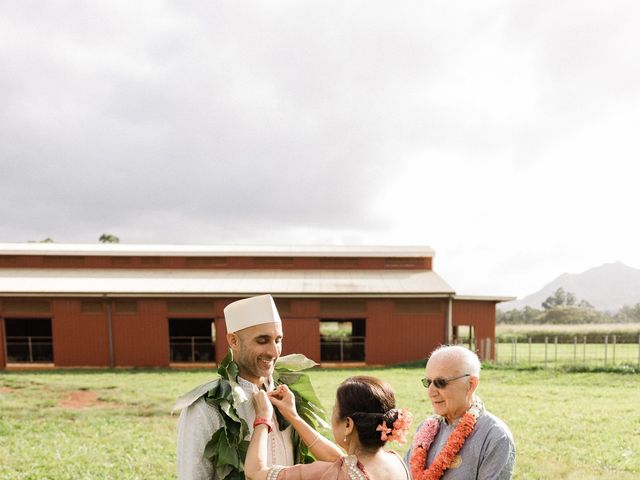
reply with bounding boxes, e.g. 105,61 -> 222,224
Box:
201,351 -> 327,479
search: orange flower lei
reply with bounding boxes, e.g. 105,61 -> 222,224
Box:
409,398 -> 483,480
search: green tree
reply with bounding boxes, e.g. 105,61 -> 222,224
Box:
542,288 -> 583,310
99,233 -> 120,243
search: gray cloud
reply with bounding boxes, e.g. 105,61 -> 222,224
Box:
1,0 -> 639,255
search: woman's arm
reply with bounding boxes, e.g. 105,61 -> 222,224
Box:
269,385 -> 343,462
244,391 -> 274,480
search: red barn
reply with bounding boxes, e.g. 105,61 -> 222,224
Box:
0,244 -> 512,369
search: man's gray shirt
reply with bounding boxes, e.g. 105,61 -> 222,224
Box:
406,411 -> 515,480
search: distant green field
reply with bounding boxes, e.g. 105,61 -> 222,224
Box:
494,323 -> 640,367
1,367 -> 639,479
495,340 -> 640,367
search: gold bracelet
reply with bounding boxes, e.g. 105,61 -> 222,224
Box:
307,433 -> 320,449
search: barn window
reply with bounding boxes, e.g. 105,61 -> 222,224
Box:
184,257 -> 228,267
252,257 -> 294,267
319,301 -> 366,315
384,257 -> 424,268
81,300 -> 103,313
168,318 -> 216,362
394,300 -> 442,314
319,319 -> 365,362
4,318 -> 53,363
3,300 -> 51,313
140,257 -> 162,266
167,301 -> 214,314
319,257 -> 360,268
114,300 -> 137,314
43,256 -> 85,266
111,257 -> 132,266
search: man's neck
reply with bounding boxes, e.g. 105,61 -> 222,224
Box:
237,373 -> 269,390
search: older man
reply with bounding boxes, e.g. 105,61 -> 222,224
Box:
406,345 -> 515,479
176,294 -> 295,479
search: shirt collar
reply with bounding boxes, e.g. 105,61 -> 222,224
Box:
237,375 -> 274,393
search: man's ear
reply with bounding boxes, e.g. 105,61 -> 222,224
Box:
227,332 -> 239,351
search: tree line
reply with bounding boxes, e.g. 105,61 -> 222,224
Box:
497,287 -> 640,324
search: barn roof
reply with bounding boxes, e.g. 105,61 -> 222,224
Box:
0,243 -> 435,258
0,268 -> 454,297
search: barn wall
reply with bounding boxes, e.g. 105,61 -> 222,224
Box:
52,299 -> 110,367
112,299 -> 170,367
365,299 -> 447,365
452,300 -> 497,359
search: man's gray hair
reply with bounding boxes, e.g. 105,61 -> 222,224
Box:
428,345 -> 481,377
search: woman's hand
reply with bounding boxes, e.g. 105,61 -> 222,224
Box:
252,390 -> 273,419
268,384 -> 299,421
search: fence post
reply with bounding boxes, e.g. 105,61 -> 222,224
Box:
554,336 -> 558,364
544,336 -> 548,368
583,336 -> 587,365
340,338 -> 344,362
191,337 -> 195,362
485,338 -> 492,362
495,337 -> 498,363
613,335 -> 616,365
604,335 -> 608,366
514,337 -> 517,364
528,337 -> 532,364
573,336 -> 577,364
28,336 -> 34,363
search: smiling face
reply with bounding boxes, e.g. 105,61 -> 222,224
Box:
425,354 -> 478,424
228,322 -> 283,386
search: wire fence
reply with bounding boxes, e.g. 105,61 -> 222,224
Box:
494,334 -> 640,368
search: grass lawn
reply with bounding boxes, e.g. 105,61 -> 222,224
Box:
495,341 -> 640,367
1,366 -> 639,479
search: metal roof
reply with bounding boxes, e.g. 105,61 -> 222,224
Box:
453,295 -> 516,303
0,268 -> 454,297
0,243 -> 435,258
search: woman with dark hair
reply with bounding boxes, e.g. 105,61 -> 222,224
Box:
245,376 -> 412,480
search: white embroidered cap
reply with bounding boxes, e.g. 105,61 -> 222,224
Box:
224,294 -> 282,333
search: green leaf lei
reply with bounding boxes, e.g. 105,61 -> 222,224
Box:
175,351 -> 328,480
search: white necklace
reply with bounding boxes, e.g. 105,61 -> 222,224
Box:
344,455 -> 368,480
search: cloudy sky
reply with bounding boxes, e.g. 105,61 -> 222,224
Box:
2,1 -> 639,299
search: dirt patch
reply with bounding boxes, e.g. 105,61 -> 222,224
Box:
0,386 -> 14,394
59,390 -> 114,409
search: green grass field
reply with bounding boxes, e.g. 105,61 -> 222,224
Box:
495,341 -> 640,367
1,366 -> 639,479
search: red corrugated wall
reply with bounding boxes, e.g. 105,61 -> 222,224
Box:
281,318 -> 320,362
52,299 -> 110,367
452,300 -> 497,359
365,300 -> 447,365
113,299 -> 170,367
214,316 -> 228,363
0,296 -> 497,368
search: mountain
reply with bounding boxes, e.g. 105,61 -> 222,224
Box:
499,261 -> 640,312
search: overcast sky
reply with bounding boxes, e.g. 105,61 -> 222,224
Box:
2,1 -> 639,299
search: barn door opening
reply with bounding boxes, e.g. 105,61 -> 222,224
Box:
319,318 -> 365,362
452,325 -> 475,350
4,318 -> 53,363
168,318 -> 215,362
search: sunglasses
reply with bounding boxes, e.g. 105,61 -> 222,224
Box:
421,373 -> 470,389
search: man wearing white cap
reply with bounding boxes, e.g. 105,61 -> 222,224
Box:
176,294 -> 295,479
